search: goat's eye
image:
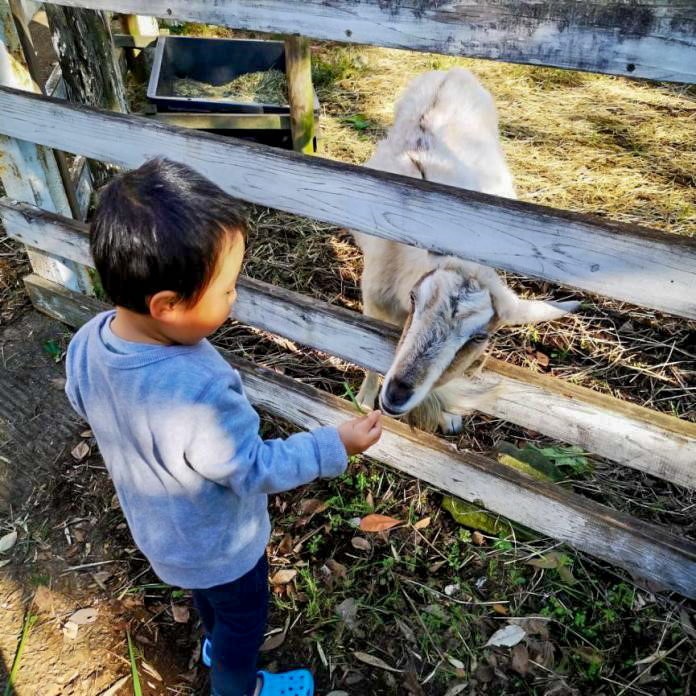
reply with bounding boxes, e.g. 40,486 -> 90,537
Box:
472,332 -> 488,342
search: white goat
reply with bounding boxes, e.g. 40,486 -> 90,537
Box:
352,68 -> 579,433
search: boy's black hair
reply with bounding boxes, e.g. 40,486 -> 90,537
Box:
90,158 -> 246,314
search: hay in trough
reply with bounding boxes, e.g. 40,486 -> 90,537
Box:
172,68 -> 288,104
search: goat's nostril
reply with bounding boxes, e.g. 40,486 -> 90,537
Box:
386,378 -> 413,407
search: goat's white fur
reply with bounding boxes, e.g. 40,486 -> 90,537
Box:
352,69 -> 579,432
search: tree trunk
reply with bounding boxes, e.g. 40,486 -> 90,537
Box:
44,5 -> 127,187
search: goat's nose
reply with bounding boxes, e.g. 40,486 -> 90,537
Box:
384,378 -> 414,409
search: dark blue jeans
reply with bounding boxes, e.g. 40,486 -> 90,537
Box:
192,554 -> 269,696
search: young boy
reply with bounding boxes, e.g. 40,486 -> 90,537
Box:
65,158 -> 382,696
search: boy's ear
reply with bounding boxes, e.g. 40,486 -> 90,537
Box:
148,291 -> 181,321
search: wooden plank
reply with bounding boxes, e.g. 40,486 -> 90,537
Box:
2,87 -> 696,320
285,35 -> 315,154
41,1 -> 696,83
5,199 -> 695,488
19,271 -> 696,599
0,1 -> 89,292
149,112 -> 291,130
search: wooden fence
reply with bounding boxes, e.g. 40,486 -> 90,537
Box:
0,0 -> 695,597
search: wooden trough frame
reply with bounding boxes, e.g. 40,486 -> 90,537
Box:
1,0 -> 695,597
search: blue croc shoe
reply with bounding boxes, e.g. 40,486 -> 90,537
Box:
258,669 -> 314,696
202,637 -> 212,668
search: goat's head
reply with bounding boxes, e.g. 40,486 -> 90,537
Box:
379,255 -> 580,417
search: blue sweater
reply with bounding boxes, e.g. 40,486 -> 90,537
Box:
65,311 -> 347,588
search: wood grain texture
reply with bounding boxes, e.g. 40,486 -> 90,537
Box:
42,0 -> 696,82
19,271 -> 696,599
285,35 -> 315,154
1,86 -> 695,319
0,1 -> 89,292
5,199 -> 694,487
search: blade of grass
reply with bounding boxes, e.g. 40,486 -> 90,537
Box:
4,612 -> 37,696
126,630 -> 142,696
342,381 -> 366,414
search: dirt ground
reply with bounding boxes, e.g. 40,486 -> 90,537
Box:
1,15 -> 696,696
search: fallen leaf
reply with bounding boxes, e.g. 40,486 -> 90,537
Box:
141,660 -> 163,681
351,537 -> 371,551
572,646 -> 603,666
353,651 -> 402,673
442,497 -> 505,536
448,656 -> 465,670
493,603 -> 509,615
71,441 -> 90,461
429,560 -> 446,573
0,530 -> 18,553
444,683 -> 469,696
326,559 -> 347,579
511,643 -> 529,676
97,675 -> 130,696
484,623 -> 526,648
359,514 -> 401,533
317,641 -> 328,668
296,498 -> 328,525
270,569 -> 298,585
336,597 -> 361,634
526,552 -> 561,569
68,607 -> 98,625
80,429 -> 93,438
472,531 -> 485,546
261,616 -> 290,652
171,604 -> 190,623
634,649 -> 668,666
498,454 -> 554,482
413,516 -> 431,530
444,584 -> 459,596
557,563 -> 578,585
50,377 -> 67,390
0,558 -> 11,568
403,670 -> 426,696
62,621 -> 79,640
475,664 -> 494,682
535,351 -> 550,367
366,491 -> 374,509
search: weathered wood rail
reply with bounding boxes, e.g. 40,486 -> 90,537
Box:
1,85 -> 696,320
46,0 -> 696,83
3,199 -> 694,489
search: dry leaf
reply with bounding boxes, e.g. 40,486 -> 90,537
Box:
511,643 -> 529,676
141,660 -> 163,681
366,491 -> 374,509
50,377 -> 67,390
336,597 -> 360,634
359,514 -> 401,533
429,560 -> 446,573
71,441 -> 90,461
68,607 -> 98,625
535,351 -> 550,367
493,603 -> 509,615
472,530 -> 485,546
351,537 -> 371,551
448,656 -> 465,669
414,516 -> 431,530
0,530 -> 18,553
484,623 -> 526,648
444,683 -> 469,696
97,675 -> 130,696
326,558 -> 347,579
679,608 -> 696,640
526,553 -> 560,569
0,559 -> 12,568
80,429 -> 93,438
353,651 -> 402,673
261,616 -> 290,652
396,618 -> 416,644
271,568 -> 298,585
171,604 -> 190,623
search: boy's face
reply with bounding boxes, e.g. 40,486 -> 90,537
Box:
163,231 -> 244,345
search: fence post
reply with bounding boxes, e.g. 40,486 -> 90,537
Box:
120,14 -> 158,81
44,3 -> 128,188
285,35 -> 315,154
0,0 -> 91,293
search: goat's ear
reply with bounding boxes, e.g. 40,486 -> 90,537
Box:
491,282 -> 580,325
500,294 -> 581,326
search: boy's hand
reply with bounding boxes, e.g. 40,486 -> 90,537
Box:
338,410 -> 383,456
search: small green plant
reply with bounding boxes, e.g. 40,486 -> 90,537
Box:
342,114 -> 371,131
4,612 -> 37,696
43,338 -> 63,362
127,630 -> 143,696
